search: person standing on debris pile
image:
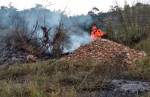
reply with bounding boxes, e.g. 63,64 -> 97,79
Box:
91,24 -> 106,40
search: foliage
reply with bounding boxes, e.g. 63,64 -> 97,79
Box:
89,3 -> 150,49
109,3 -> 150,47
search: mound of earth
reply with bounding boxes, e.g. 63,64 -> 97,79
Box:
63,39 -> 145,65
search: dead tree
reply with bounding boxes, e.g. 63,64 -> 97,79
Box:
41,26 -> 51,43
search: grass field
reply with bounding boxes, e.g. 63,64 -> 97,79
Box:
0,57 -> 149,97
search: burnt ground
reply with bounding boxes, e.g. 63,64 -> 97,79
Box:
78,80 -> 150,97
0,47 -> 28,65
0,47 -> 52,66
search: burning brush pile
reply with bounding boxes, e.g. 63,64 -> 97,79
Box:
63,38 -> 145,65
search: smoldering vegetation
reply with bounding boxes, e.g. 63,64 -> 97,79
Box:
0,5 -> 93,58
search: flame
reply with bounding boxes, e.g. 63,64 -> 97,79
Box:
91,25 -> 106,40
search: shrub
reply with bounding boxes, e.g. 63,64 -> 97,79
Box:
51,23 -> 68,58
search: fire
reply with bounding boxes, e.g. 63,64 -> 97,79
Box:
91,25 -> 106,40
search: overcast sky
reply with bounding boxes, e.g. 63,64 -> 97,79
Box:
0,0 -> 149,15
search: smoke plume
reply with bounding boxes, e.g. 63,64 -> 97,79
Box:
0,5 -> 93,52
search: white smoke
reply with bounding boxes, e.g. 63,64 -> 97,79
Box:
64,32 -> 91,53
0,6 -> 93,52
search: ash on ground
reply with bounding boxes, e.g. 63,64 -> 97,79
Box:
78,79 -> 150,97
0,47 -> 28,65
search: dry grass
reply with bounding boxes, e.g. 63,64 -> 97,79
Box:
128,56 -> 150,81
0,56 -> 149,97
0,58 -> 130,97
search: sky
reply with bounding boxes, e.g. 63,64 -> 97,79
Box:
0,0 -> 149,15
